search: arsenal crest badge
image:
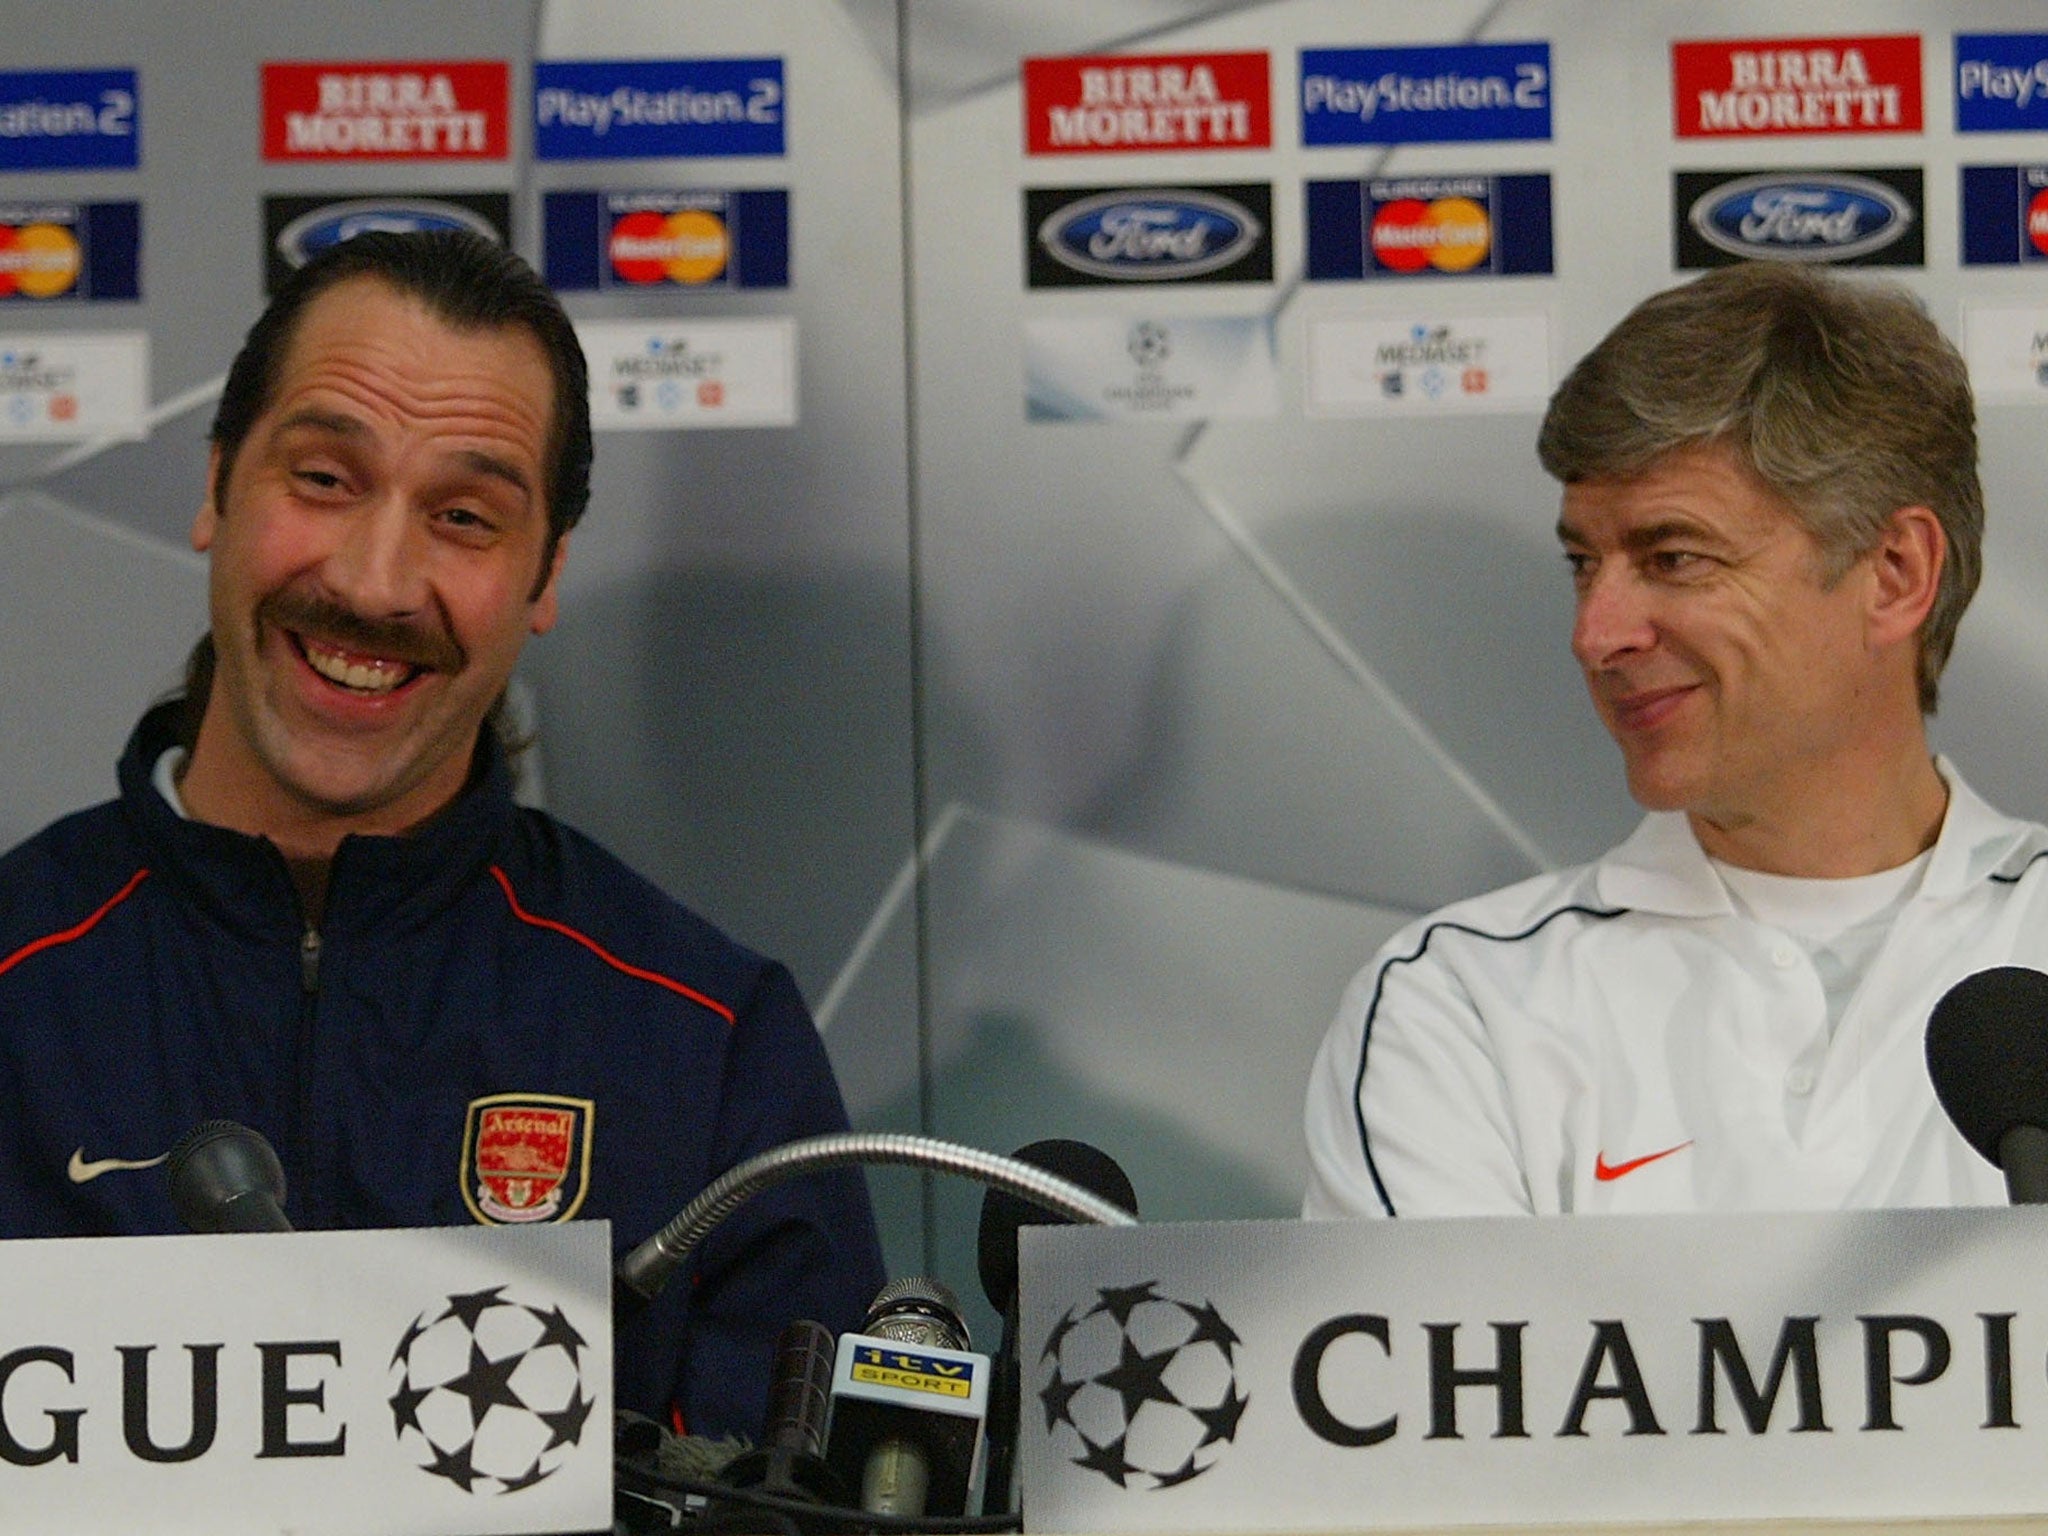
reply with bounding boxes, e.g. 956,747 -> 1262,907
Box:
460,1093 -> 593,1224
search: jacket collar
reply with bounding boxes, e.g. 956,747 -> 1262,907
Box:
116,698 -> 519,937
1592,757 -> 2042,917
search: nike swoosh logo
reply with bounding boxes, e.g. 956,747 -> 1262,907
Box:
68,1148 -> 169,1184
1593,1141 -> 1694,1182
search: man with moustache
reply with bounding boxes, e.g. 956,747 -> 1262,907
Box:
0,231 -> 883,1438
1304,260 -> 2041,1219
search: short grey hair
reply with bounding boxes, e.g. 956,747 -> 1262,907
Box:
1538,261 -> 1982,712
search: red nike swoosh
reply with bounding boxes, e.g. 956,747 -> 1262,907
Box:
1593,1141 -> 1694,1181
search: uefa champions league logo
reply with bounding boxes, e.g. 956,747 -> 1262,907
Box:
1038,1280 -> 1248,1490
387,1285 -> 597,1495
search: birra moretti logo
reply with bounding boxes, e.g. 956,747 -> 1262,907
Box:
1673,35 -> 1922,136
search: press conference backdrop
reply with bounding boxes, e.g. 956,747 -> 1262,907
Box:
4,0 -> 2047,1338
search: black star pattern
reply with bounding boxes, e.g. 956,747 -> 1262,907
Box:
1071,1431 -> 1135,1488
1151,1452 -> 1212,1489
1039,1304 -> 1083,1364
1176,1299 -> 1241,1362
525,1303 -> 588,1365
497,1455 -> 558,1493
1038,1367 -> 1086,1434
538,1384 -> 595,1451
1093,1332 -> 1181,1424
1192,1383 -> 1249,1447
439,1286 -> 509,1331
422,1436 -> 483,1492
1092,1280 -> 1162,1329
387,1377 -> 432,1438
445,1339 -> 526,1429
389,1314 -> 431,1370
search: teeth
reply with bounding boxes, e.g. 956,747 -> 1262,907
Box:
303,639 -> 413,694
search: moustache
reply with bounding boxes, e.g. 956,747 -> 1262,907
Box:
262,589 -> 466,675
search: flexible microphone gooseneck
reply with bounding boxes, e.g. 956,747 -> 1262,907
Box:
613,1131 -> 1138,1313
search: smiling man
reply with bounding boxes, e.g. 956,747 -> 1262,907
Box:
0,232 -> 883,1438
1304,260 -> 2044,1218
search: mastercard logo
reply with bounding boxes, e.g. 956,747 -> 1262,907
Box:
0,223 -> 83,299
609,208 -> 730,285
1369,196 -> 1491,273
2030,188 -> 2048,259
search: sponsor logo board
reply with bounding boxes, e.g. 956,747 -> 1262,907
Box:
533,59 -> 784,160
543,188 -> 788,290
0,330 -> 148,441
261,192 -> 510,293
1300,42 -> 1550,146
1306,173 -> 1552,280
1025,184 -> 1272,287
1304,313 -> 1551,416
580,317 -> 797,430
1674,167 -> 1923,267
1022,51 -> 1270,154
261,60 -> 509,161
1961,302 -> 2048,396
1959,164 -> 2048,264
1672,34 -> 1922,137
1956,33 -> 2048,133
0,201 -> 139,302
0,68 -> 138,171
1025,315 -> 1278,422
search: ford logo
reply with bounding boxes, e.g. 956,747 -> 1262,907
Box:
1037,189 -> 1262,281
1687,173 -> 1912,263
274,199 -> 503,269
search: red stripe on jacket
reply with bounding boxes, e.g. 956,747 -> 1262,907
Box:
488,866 -> 737,1025
0,869 -> 151,980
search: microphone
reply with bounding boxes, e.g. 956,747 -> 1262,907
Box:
165,1119 -> 294,1233
700,1317 -> 848,1527
1926,966 -> 2048,1203
825,1277 -> 990,1519
976,1141 -> 1138,1516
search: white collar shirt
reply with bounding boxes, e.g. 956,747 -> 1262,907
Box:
1304,761 -> 2043,1219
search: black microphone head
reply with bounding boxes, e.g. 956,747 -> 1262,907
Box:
1926,966 -> 2048,1166
976,1139 -> 1137,1314
166,1119 -> 292,1233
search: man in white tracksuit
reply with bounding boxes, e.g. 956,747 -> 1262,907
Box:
1304,260 -> 2038,1219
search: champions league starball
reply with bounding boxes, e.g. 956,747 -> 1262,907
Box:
387,1286 -> 597,1495
1037,1281 -> 1249,1490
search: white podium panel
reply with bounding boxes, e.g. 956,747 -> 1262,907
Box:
1019,1208 -> 2048,1533
0,1223 -> 612,1535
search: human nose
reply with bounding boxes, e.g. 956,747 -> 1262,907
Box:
324,494 -> 427,617
1570,562 -> 1655,671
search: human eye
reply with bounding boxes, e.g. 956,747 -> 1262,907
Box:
1560,549 -> 1594,587
434,502 -> 503,544
1648,548 -> 1704,576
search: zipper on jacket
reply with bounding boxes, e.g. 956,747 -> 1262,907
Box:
300,926 -> 322,994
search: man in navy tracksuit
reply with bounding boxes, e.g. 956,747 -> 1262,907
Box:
0,231 -> 883,1439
